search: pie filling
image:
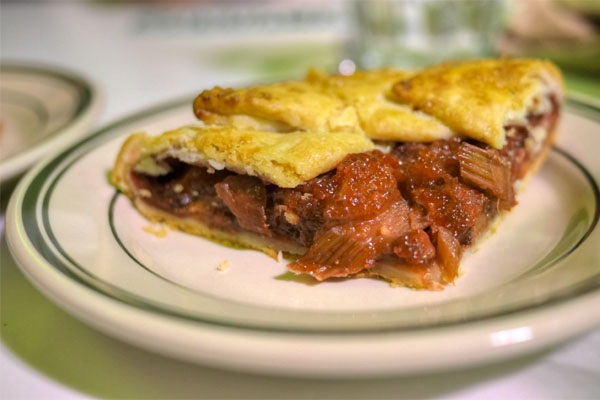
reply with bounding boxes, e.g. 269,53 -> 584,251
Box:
130,99 -> 559,287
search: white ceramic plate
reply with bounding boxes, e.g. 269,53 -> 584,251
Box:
6,98 -> 600,377
0,63 -> 102,182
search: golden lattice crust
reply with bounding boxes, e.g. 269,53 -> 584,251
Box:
194,68 -> 452,142
115,59 -> 564,194
391,58 -> 564,148
305,68 -> 452,142
114,125 -> 373,190
193,60 -> 563,148
193,81 -> 360,134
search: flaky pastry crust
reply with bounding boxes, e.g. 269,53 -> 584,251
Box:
306,68 -> 452,142
391,58 -> 564,148
194,69 -> 452,142
193,81 -> 360,134
193,60 -> 563,148
114,125 -> 373,189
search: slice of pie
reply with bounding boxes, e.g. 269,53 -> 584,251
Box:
113,59 -> 563,290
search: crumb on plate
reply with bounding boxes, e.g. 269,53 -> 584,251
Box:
143,224 -> 168,238
217,260 -> 230,271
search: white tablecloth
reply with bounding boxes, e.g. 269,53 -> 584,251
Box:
1,3 -> 599,399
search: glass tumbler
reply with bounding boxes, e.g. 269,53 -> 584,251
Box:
349,0 -> 508,69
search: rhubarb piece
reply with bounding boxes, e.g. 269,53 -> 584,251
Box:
288,227 -> 374,280
323,151 -> 402,225
215,175 -> 270,236
393,230 -> 436,265
290,201 -> 410,280
458,142 -> 515,210
435,226 -> 461,284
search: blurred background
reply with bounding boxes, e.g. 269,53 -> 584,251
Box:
1,1 -> 600,399
2,0 -> 600,115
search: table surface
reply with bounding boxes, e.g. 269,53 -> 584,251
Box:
1,3 -> 599,399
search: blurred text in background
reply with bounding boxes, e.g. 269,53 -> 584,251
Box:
93,0 -> 600,75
